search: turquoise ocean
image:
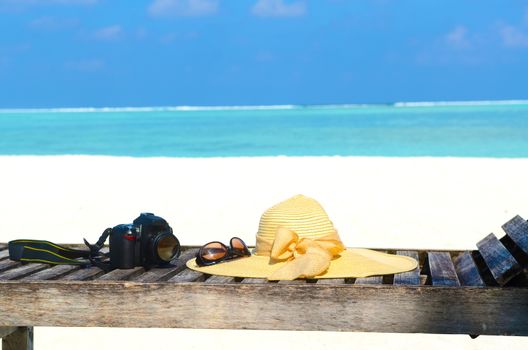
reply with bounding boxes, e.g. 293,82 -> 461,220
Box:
1,101 -> 527,157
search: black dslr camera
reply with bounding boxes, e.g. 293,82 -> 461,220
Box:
87,213 -> 181,269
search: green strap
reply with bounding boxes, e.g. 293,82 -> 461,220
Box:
8,239 -> 92,266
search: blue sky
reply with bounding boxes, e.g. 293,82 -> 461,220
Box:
0,0 -> 527,108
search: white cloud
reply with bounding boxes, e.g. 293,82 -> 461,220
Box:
148,0 -> 218,17
65,59 -> 104,72
93,25 -> 123,41
499,24 -> 528,48
251,0 -> 306,17
445,25 -> 470,49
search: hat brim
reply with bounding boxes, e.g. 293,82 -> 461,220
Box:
186,248 -> 418,279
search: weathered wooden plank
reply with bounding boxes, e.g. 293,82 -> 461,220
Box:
61,266 -> 104,281
132,248 -> 199,283
0,249 -> 10,260
96,266 -> 145,281
502,215 -> 528,256
454,251 -> 485,287
2,326 -> 33,350
0,263 -> 49,280
0,260 -> 20,273
0,327 -> 17,338
1,282 -> 527,336
355,276 -> 383,284
205,275 -> 237,283
21,264 -> 81,281
477,233 -> 521,286
393,251 -> 420,285
317,278 -> 345,285
167,268 -> 207,283
241,278 -> 268,284
427,252 -> 460,286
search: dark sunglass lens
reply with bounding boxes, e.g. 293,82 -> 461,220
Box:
200,242 -> 228,261
231,238 -> 250,256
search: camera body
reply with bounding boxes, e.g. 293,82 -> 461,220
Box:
109,213 -> 180,269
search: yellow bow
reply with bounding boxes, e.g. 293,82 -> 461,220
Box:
267,227 -> 345,280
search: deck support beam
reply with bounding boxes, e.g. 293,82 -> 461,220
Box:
2,326 -> 33,350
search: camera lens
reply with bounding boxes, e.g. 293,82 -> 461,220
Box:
155,234 -> 180,262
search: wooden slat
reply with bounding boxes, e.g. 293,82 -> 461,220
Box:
61,266 -> 104,281
0,249 -> 10,260
393,251 -> 420,285
317,278 -> 345,285
454,251 -> 485,286
241,278 -> 268,284
96,266 -> 145,281
502,215 -> 528,256
0,260 -> 20,273
1,282 -> 528,336
355,276 -> 383,285
2,326 -> 33,350
205,275 -> 237,283
21,265 -> 81,281
167,268 -> 207,283
477,233 -> 521,286
427,252 -> 460,286
132,248 -> 199,283
0,263 -> 48,280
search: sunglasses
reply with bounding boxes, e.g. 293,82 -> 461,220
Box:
196,237 -> 251,267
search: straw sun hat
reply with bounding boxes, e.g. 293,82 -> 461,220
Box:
187,195 -> 418,280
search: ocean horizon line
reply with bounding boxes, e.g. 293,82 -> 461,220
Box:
1,99 -> 528,113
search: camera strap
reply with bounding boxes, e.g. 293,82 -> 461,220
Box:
8,239 -> 98,266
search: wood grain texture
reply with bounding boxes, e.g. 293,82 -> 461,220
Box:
0,281 -> 527,336
167,268 -> 206,283
205,275 -> 237,283
317,278 -> 345,285
477,233 -> 521,286
0,260 -> 20,273
502,215 -> 528,256
96,267 -> 145,281
393,251 -> 420,285
0,327 -> 17,338
355,276 -> 383,284
21,265 -> 81,281
454,251 -> 485,287
241,278 -> 268,284
0,264 -> 49,280
2,327 -> 33,350
132,249 -> 199,283
427,252 -> 460,286
61,266 -> 104,281
0,249 -> 9,260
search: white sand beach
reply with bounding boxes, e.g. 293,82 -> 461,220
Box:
1,155 -> 528,349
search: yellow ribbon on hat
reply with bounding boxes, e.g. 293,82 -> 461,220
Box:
267,226 -> 345,280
